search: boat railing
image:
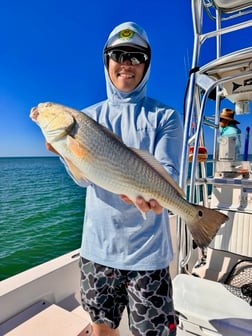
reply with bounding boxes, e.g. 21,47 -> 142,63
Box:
182,68 -> 252,196
178,69 -> 252,271
174,1 -> 252,334
177,0 -> 252,273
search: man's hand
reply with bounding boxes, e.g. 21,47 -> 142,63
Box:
120,195 -> 163,215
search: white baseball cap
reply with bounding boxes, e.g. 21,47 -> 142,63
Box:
107,28 -> 148,49
105,22 -> 150,51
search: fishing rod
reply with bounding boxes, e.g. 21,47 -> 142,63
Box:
243,126 -> 250,161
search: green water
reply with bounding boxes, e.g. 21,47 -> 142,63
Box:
0,157 -> 85,280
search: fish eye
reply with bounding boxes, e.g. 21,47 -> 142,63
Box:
198,210 -> 203,217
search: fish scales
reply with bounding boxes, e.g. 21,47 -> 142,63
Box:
76,119 -> 156,196
30,102 -> 229,247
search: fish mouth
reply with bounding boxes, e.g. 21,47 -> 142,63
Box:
30,106 -> 39,121
30,102 -> 53,121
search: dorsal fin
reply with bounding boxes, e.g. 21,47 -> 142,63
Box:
131,148 -> 185,197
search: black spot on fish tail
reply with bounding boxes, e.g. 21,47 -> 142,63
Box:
186,205 -> 229,248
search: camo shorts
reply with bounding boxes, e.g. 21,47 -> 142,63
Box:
79,257 -> 177,336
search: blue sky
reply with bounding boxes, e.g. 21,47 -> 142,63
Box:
1,0 -> 252,157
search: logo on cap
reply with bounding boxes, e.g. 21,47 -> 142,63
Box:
119,29 -> 134,40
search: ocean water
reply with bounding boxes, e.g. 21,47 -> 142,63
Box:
0,157 -> 85,281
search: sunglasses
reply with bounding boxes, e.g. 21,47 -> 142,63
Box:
106,49 -> 149,65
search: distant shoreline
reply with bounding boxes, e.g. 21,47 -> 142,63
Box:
0,155 -> 58,159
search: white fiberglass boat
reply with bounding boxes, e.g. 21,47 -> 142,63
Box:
1,1 -> 252,335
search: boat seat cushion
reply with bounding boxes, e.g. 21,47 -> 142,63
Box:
213,0 -> 252,11
173,274 -> 252,334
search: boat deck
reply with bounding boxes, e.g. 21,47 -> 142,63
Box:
0,282 -> 129,336
1,299 -> 189,336
1,301 -> 92,336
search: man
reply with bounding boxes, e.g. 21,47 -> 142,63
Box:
48,22 -> 182,336
219,107 -> 241,157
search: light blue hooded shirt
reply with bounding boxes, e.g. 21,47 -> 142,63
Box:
219,124 -> 241,156
71,22 -> 183,270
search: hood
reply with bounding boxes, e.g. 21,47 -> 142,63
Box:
103,22 -> 151,104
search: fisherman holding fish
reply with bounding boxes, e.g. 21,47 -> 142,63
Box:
31,22 -> 228,336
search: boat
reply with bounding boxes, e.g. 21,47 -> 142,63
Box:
1,1 -> 252,335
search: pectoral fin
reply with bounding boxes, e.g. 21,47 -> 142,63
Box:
66,135 -> 89,159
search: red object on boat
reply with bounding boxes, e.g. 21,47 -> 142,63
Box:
188,146 -> 208,162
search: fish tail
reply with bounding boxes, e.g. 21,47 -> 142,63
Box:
187,205 -> 229,248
